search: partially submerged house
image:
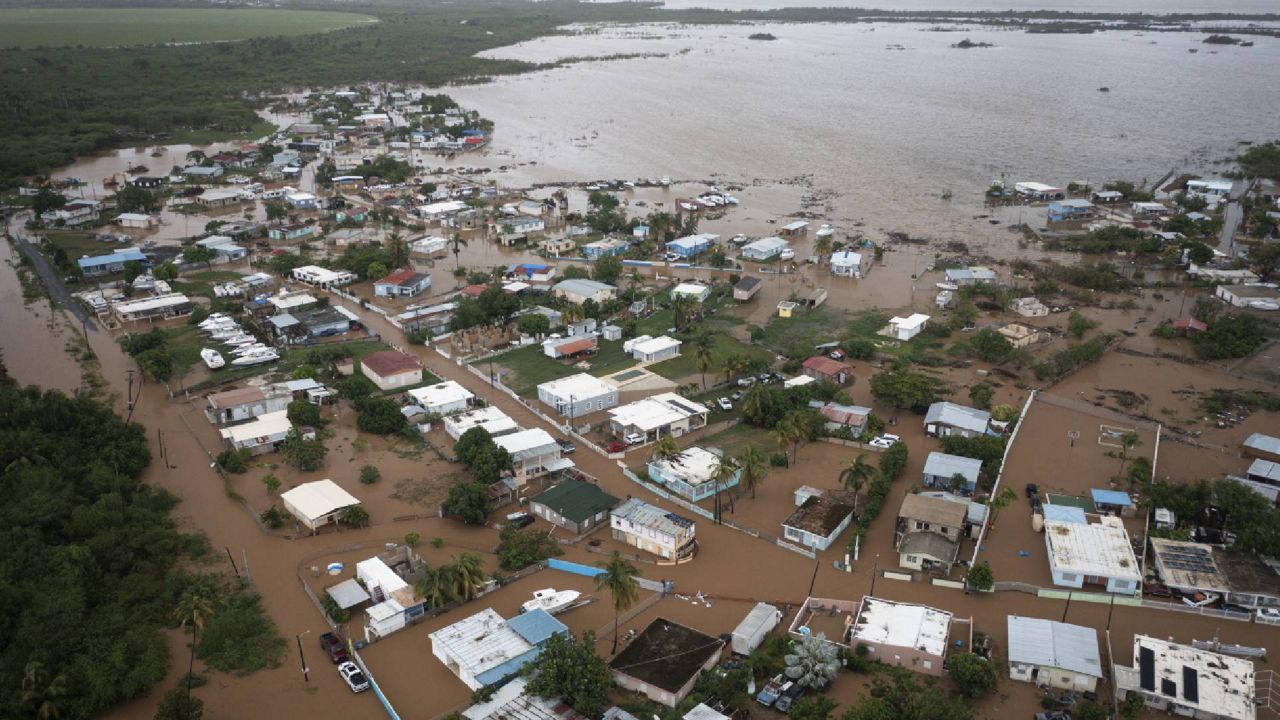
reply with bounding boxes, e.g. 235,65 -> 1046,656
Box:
1044,515 -> 1140,595
670,282 -> 712,303
801,356 -> 854,385
740,237 -> 789,261
830,250 -> 866,278
280,479 -> 360,533
1048,199 -> 1097,222
1006,616 -> 1102,693
811,401 -> 871,435
537,373 -> 619,418
609,619 -> 724,707
782,487 -> 856,552
924,402 -> 991,438
733,276 -> 762,301
1115,636 -> 1256,720
611,498 -> 696,561
1244,433 -> 1280,463
848,597 -> 952,676
408,380 -> 474,416
529,479 -> 620,535
373,269 -> 432,298
625,335 -> 682,363
360,350 -> 423,391
553,278 -> 617,305
647,446 -> 738,502
429,608 -> 568,690
921,452 -> 984,495
885,313 -> 930,341
494,428 -> 569,486
218,410 -> 293,455
204,384 -> 293,425
896,493 -> 964,572
443,406 -> 519,441
607,394 -> 709,443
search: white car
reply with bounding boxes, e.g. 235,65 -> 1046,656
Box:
624,432 -> 646,445
664,252 -> 681,262
717,397 -> 733,411
869,434 -> 901,449
337,661 -> 370,693
1257,607 -> 1280,622
779,248 -> 796,260
737,376 -> 756,388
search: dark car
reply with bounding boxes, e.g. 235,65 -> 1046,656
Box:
606,440 -> 626,453
507,512 -> 535,529
1034,712 -> 1070,720
1142,582 -> 1173,598
556,439 -> 576,455
320,632 -> 348,664
775,682 -> 805,713
1025,483 -> 1039,498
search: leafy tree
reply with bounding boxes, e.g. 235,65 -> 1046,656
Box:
968,383 -> 992,410
339,505 -> 370,528
523,631 -> 613,719
195,587 -> 286,674
842,338 -> 876,360
446,482 -> 491,525
593,253 -> 623,284
1185,241 -> 1214,265
1067,310 -> 1099,339
991,404 -> 1019,423
183,245 -> 216,269
1072,700 -> 1110,720
154,686 -> 203,720
32,187 -> 67,216
367,261 -> 388,282
1250,241 -> 1280,279
216,448 -> 250,474
988,486 -> 1017,524
969,328 -> 1013,363
965,562 -> 994,591
268,253 -> 307,277
355,396 -> 406,435
338,373 -> 378,401
21,661 -> 68,720
789,696 -> 838,720
261,474 -> 280,495
596,551 -> 641,654
946,653 -> 997,698
281,428 -> 326,471
878,441 -> 909,481
837,453 -> 877,515
869,367 -> 947,409
260,505 -> 284,528
517,313 -> 551,336
115,186 -> 160,213
286,398 -> 321,428
153,262 -> 179,281
841,667 -> 972,720
264,201 -> 287,223
359,465 -> 381,484
1194,313 -> 1265,359
496,525 -> 563,570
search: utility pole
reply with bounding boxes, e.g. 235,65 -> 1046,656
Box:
296,634 -> 309,683
224,546 -> 240,579
126,369 -> 136,423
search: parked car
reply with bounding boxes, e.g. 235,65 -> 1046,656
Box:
879,433 -> 901,444
1256,607 -> 1280,622
775,682 -> 805,713
737,376 -> 756,388
755,675 -> 787,707
828,349 -> 845,361
606,440 -> 627,453
869,437 -> 894,449
337,661 -> 370,693
1025,483 -> 1039,499
624,432 -> 646,445
757,372 -> 772,382
556,439 -> 576,455
664,252 -> 681,262
320,632 -> 348,664
717,397 -> 733,411
1034,712 -> 1070,720
731,391 -> 743,401
507,513 -> 535,529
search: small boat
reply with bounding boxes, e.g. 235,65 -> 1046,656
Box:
210,328 -> 245,340
816,224 -> 835,238
231,349 -> 280,366
660,176 -> 671,186
221,335 -> 257,347
678,201 -> 699,212
935,282 -> 959,291
200,348 -> 225,370
1182,591 -> 1220,608
520,589 -> 582,616
199,313 -> 230,326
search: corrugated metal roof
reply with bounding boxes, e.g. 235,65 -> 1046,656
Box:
924,402 -> 991,433
1091,489 -> 1133,507
1007,616 -> 1102,678
923,452 -> 983,483
1244,433 -> 1280,456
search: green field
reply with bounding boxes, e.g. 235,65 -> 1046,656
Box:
0,8 -> 376,48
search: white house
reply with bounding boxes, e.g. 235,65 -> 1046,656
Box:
494,429 -> 569,486
1006,616 -> 1102,693
670,282 -> 711,303
608,394 -> 709,443
204,384 -> 293,425
537,373 -> 619,418
409,380 -> 474,416
781,488 -> 856,551
1044,515 -> 1140,595
411,235 -> 450,257
116,212 -> 157,229
625,335 -> 682,363
830,250 -> 865,278
218,410 -> 293,455
373,269 -> 432,298
418,200 -> 470,221
291,265 -> 357,289
1215,284 -> 1280,310
429,608 -> 568,690
356,556 -> 412,605
444,406 -> 520,441
611,497 -> 696,560
1115,636 -> 1256,720
280,479 -> 360,533
886,313 -> 930,341
924,402 -> 990,438
740,237 -> 789,261
647,446 -> 738,502
848,597 -> 951,676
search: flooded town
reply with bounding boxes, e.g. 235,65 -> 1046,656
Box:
2,4 -> 1280,720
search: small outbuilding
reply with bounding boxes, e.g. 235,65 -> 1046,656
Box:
280,479 -> 361,533
360,350 -> 424,391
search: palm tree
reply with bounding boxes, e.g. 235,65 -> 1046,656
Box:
1117,431 -> 1142,478
813,234 -> 834,260
712,454 -> 740,519
561,303 -> 584,326
652,434 -> 680,462
174,589 -> 215,711
21,661 -> 66,720
737,446 -> 769,499
449,232 -> 468,269
772,414 -> 800,468
415,567 -> 455,609
626,268 -> 643,297
987,486 -> 1018,527
739,382 -> 771,426
450,552 -> 487,601
671,294 -> 697,331
385,231 -> 410,269
719,352 -> 751,386
692,332 -> 715,390
595,551 -> 641,654
837,453 -> 877,516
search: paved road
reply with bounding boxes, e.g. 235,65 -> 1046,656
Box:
5,212 -> 97,330
1216,179 -> 1251,258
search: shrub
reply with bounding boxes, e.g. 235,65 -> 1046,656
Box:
359,465 -> 381,485
770,452 -> 789,467
496,525 -> 563,570
216,448 -> 250,474
259,505 -> 284,529
946,652 -> 998,698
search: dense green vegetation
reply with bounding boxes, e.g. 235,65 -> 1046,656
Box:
0,8 -> 374,48
1238,141 -> 1280,181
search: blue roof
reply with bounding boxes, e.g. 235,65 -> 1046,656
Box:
475,647 -> 543,687
1090,489 -> 1133,507
506,608 -> 566,646
1043,505 -> 1087,525
78,250 -> 146,269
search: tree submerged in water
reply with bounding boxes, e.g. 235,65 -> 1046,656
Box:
748,32 -> 777,41
952,38 -> 994,49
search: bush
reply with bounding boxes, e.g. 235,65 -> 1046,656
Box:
446,482 -> 491,525
154,687 -> 203,720
216,448 -> 250,474
321,594 -> 350,624
965,563 -> 993,591
197,589 -> 287,675
770,452 -> 789,467
359,465 -> 381,485
946,653 -> 998,698
496,525 -> 563,570
355,397 -> 407,435
287,399 -> 322,428
259,505 -> 284,529
968,383 -> 993,409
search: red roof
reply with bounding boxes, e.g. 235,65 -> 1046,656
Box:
1171,317 -> 1207,332
553,338 -> 595,356
361,350 -> 423,378
461,284 -> 488,297
802,356 -> 853,377
375,268 -> 426,287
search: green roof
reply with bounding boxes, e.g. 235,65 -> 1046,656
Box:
530,479 -> 619,523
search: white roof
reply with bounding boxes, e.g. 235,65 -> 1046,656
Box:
609,393 -> 708,432
784,375 -> 816,388
1044,518 -> 1141,583
116,212 -> 154,222
463,677 -> 562,720
280,479 -> 360,522
649,446 -> 722,486
494,428 -> 558,458
684,704 -> 730,720
538,373 -> 617,401
444,406 -> 519,437
852,597 -> 951,658
269,293 -> 317,310
218,410 -> 292,444
356,556 -> 409,595
667,234 -> 717,250
891,313 -> 930,330
408,380 -> 474,409
293,265 -> 350,284
742,236 -> 789,254
630,335 -> 682,356
286,191 -> 316,202
781,220 -> 809,231
113,293 -> 190,314
830,250 -> 862,266
1128,635 -> 1256,720
671,282 -> 710,298
1015,182 -> 1061,192
412,235 -> 449,251
1248,459 -> 1280,483
1006,616 -> 1102,678
429,608 -> 531,679
1245,433 -> 1280,456
419,200 -> 469,215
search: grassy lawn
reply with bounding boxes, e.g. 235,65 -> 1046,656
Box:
187,338 -> 388,390
185,270 -> 247,283
490,341 -> 637,397
647,333 -> 773,384
699,422 -> 779,456
43,229 -> 109,260
0,8 -> 375,48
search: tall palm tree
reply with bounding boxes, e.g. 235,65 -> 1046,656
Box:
1117,431 -> 1142,478
736,446 -> 769,499
450,552 -> 487,601
772,414 -> 800,468
627,269 -> 643,297
561,303 -> 584,326
692,332 -> 715,390
712,454 -> 740,519
174,589 -> 215,710
837,453 -> 877,516
813,235 -> 834,260
652,434 -> 680,462
415,567 -> 455,609
595,551 -> 641,654
21,661 -> 66,720
739,382 -> 771,426
988,486 -> 1018,527
385,231 -> 410,269
671,294 -> 697,331
449,232 -> 468,270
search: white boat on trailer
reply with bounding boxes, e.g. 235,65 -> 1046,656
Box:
200,348 -> 225,370
230,349 -> 280,366
520,588 -> 582,616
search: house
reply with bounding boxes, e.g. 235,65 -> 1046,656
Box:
666,233 -> 717,258
356,556 -> 413,605
999,322 -> 1049,348
625,335 -> 682,363
609,619 -> 723,707
494,428 -> 568,486
111,293 -> 193,323
193,235 -> 247,263
917,491 -> 988,537
542,335 -> 597,360
183,165 -> 223,179
218,410 -> 294,455
418,200 -> 470,222
1091,190 -> 1125,203
811,401 -> 871,434
885,313 -> 930,341
944,267 -> 997,286
670,282 -> 711,303
268,224 -> 317,244
462,677 -> 576,720
529,479 -> 620,534
830,250 -> 866,278
1044,515 -> 1140,594
782,488 -> 856,551
444,406 -> 519,441
648,446 -> 738,502
77,249 -> 147,277
411,235 -> 449,257
611,498 -> 697,561
801,356 -> 854,385
896,494 -> 964,572
355,556 -> 424,640
1187,264 -> 1259,284
1147,537 -> 1280,609
1246,459 -> 1280,485
733,276 -> 762,301
194,189 -> 243,209
204,384 -> 293,425
779,220 -> 809,237
326,229 -> 369,248
1011,297 -> 1049,317
1131,201 -> 1172,218
506,263 -> 557,284
408,380 -> 474,416
848,597 -> 951,676
41,199 -> 100,226
1115,636 -> 1256,720
1187,179 -> 1234,197
360,350 -> 423,391
269,305 -> 358,342
581,238 -> 630,259
777,300 -> 798,318
280,479 -> 360,533
1048,199 -> 1097,222
1014,182 -> 1065,200
608,394 -> 709,443
398,302 -> 456,335
1216,284 -> 1280,310
1170,316 -> 1208,335
331,176 -> 365,192
740,237 -> 789,261
1006,617 -> 1102,693
116,212 -> 157,229
429,608 -> 568,690
541,237 -> 577,256
504,216 -> 545,236
924,402 -> 990,438
291,265 -> 357,289
537,374 -> 619,418
553,279 -> 617,305
1244,433 -> 1280,463
373,269 -> 432,298
922,452 -> 984,495
285,191 -> 318,210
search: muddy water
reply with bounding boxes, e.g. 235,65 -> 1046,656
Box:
0,239 -> 84,392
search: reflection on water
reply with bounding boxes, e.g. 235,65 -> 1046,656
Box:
657,0 -> 1280,13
